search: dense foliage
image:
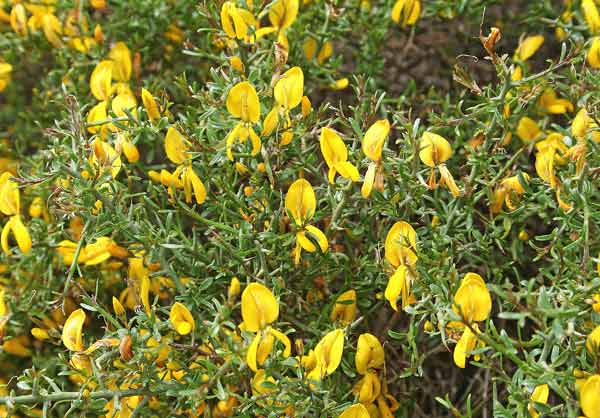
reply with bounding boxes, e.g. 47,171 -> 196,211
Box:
1,0 -> 600,417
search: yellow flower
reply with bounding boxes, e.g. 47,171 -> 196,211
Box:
226,81 -> 261,160
339,404 -> 370,418
588,37 -> 600,68
269,0 -> 299,31
0,172 -> 20,216
391,0 -> 421,27
453,323 -> 482,368
331,77 -> 349,90
330,289 -> 357,325
108,42 -> 132,81
142,88 -> 161,121
385,265 -> 414,312
528,384 -> 549,418
90,60 -> 113,101
355,333 -> 384,375
227,81 -> 260,123
361,119 -> 390,198
535,149 -> 558,189
263,67 -> 304,145
285,179 -> 328,264
10,4 -> 28,37
353,372 -> 381,404
538,88 -> 573,114
453,273 -> 492,323
316,41 -> 333,65
516,117 -> 541,143
274,67 -> 304,111
228,277 -> 241,300
490,173 -> 530,214
306,328 -> 344,381
164,127 -> 190,165
514,35 -> 545,61
62,308 -> 85,351
229,56 -> 244,73
1,215 -> 32,255
246,327 -> 291,372
169,302 -> 195,335
384,220 -> 417,267
90,139 -> 122,178
87,101 -> 108,135
586,325 -> 600,354
41,13 -> 62,48
582,0 -> 600,34
303,38 -> 318,61
112,296 -> 126,317
419,132 -> 460,197
285,178 -> 316,225
320,127 -> 359,183
116,133 -> 140,164
0,62 -> 13,93
580,374 -> 600,418
220,1 -> 250,41
241,283 -> 279,332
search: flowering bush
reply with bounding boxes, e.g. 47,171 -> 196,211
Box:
1,0 -> 600,416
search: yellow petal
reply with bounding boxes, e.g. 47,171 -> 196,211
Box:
528,384 -> 549,418
108,42 -> 132,82
339,404 -> 371,418
453,326 -> 477,368
164,127 -> 190,164
589,37 -> 600,68
453,273 -> 492,323
515,35 -> 544,61
419,132 -> 452,167
285,178 -> 316,225
361,162 -> 377,198
362,119 -> 390,162
391,0 -> 421,26
90,60 -> 113,101
140,275 -> 151,314
87,101 -> 108,134
516,117 -> 541,142
141,88 -> 161,121
274,67 -> 304,110
0,172 -> 20,216
62,308 -> 86,351
305,225 -> 328,253
269,0 -> 299,30
11,215 -> 31,254
355,333 -> 384,374
582,0 -> 600,34
241,283 -> 279,332
170,302 -> 195,335
303,37 -> 317,61
384,221 -> 417,267
384,265 -> 410,311
330,289 -> 357,325
227,81 -> 260,123
269,328 -> 291,357
246,332 -> 262,372
317,41 -> 333,65
581,375 -> 600,418
297,230 -> 316,252
314,328 -> 344,377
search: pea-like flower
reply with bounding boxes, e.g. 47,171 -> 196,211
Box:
285,178 -> 328,264
391,0 -> 421,27
305,328 -> 344,382
320,127 -> 359,184
241,283 -> 291,372
169,302 -> 195,335
419,132 -> 460,197
226,81 -> 262,160
330,289 -> 357,325
0,172 -> 31,255
451,273 -> 492,368
263,67 -> 304,145
384,221 -> 418,311
361,119 -> 390,198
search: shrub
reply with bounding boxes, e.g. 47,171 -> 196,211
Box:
1,0 -> 600,417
